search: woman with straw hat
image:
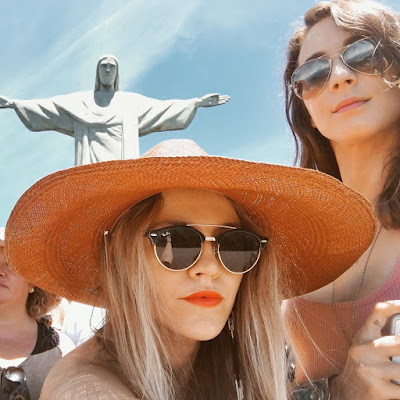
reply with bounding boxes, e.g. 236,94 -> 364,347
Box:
5,139 -> 375,399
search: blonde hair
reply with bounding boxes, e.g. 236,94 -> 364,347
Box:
97,193 -> 290,399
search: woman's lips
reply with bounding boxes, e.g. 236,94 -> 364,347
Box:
333,98 -> 370,113
182,291 -> 223,308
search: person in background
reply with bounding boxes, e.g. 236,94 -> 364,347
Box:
0,227 -> 73,400
283,0 -> 400,398
5,139 -> 375,399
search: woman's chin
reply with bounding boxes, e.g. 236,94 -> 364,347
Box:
182,322 -> 226,342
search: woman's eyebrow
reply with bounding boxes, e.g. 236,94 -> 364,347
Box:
149,221 -> 242,230
304,51 -> 325,63
303,34 -> 365,63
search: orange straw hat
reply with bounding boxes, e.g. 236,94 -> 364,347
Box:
5,139 -> 376,307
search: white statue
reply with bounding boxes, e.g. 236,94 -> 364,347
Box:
0,55 -> 230,165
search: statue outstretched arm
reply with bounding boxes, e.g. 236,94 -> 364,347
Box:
195,93 -> 230,108
10,97 -> 75,136
137,92 -> 229,137
0,95 -> 15,108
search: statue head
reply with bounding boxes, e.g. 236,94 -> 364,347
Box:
95,54 -> 119,91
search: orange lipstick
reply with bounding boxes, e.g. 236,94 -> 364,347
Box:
182,291 -> 223,308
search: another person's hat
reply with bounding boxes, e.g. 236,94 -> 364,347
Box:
0,227 -> 4,246
5,139 -> 376,306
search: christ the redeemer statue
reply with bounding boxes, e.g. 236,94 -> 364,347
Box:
0,55 -> 230,165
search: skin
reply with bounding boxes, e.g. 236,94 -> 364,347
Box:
297,17 -> 400,400
300,17 -> 400,151
0,243 -> 38,362
146,189 -> 243,359
0,245 -> 31,306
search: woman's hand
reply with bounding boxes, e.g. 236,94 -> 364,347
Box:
331,301 -> 400,400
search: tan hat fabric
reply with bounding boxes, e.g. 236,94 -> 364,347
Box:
5,139 -> 376,306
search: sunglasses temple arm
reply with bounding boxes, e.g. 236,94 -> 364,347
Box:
104,230 -> 111,270
260,238 -> 268,250
228,313 -> 245,400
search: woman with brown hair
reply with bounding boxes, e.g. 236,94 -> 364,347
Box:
283,0 -> 400,398
0,228 -> 65,400
4,139 -> 375,399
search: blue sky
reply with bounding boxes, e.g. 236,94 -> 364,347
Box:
1,0 -> 399,225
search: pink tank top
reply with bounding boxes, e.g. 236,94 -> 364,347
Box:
283,259 -> 400,382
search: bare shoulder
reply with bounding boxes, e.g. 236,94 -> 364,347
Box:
40,338 -> 138,399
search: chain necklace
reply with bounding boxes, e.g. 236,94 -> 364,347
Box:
331,225 -> 382,346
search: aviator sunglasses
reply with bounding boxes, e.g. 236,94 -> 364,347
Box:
291,37 -> 387,100
146,224 -> 268,274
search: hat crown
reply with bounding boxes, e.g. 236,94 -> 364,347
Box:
141,139 -> 208,158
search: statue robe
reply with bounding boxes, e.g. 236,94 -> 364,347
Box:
13,91 -> 198,165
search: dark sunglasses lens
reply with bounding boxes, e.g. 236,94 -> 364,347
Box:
154,227 -> 202,270
343,39 -> 380,73
292,58 -> 331,100
219,231 -> 261,273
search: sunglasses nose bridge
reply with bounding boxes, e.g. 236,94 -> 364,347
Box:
328,55 -> 358,88
203,236 -> 218,255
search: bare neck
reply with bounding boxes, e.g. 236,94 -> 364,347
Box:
167,335 -> 200,370
332,135 -> 396,204
0,303 -> 34,333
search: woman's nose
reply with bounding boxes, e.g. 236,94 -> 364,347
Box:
188,241 -> 221,279
0,262 -> 8,276
327,56 -> 357,92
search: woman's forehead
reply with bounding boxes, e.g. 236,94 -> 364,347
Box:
154,189 -> 240,225
298,17 -> 353,64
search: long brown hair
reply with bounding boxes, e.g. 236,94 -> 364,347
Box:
98,193 -> 290,400
284,0 -> 400,228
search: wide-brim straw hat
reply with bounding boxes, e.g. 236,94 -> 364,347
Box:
5,139 -> 376,307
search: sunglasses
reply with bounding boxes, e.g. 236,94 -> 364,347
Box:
146,224 -> 268,274
1,367 -> 30,400
291,38 -> 386,100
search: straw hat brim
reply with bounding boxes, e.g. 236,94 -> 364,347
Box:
5,156 -> 376,306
